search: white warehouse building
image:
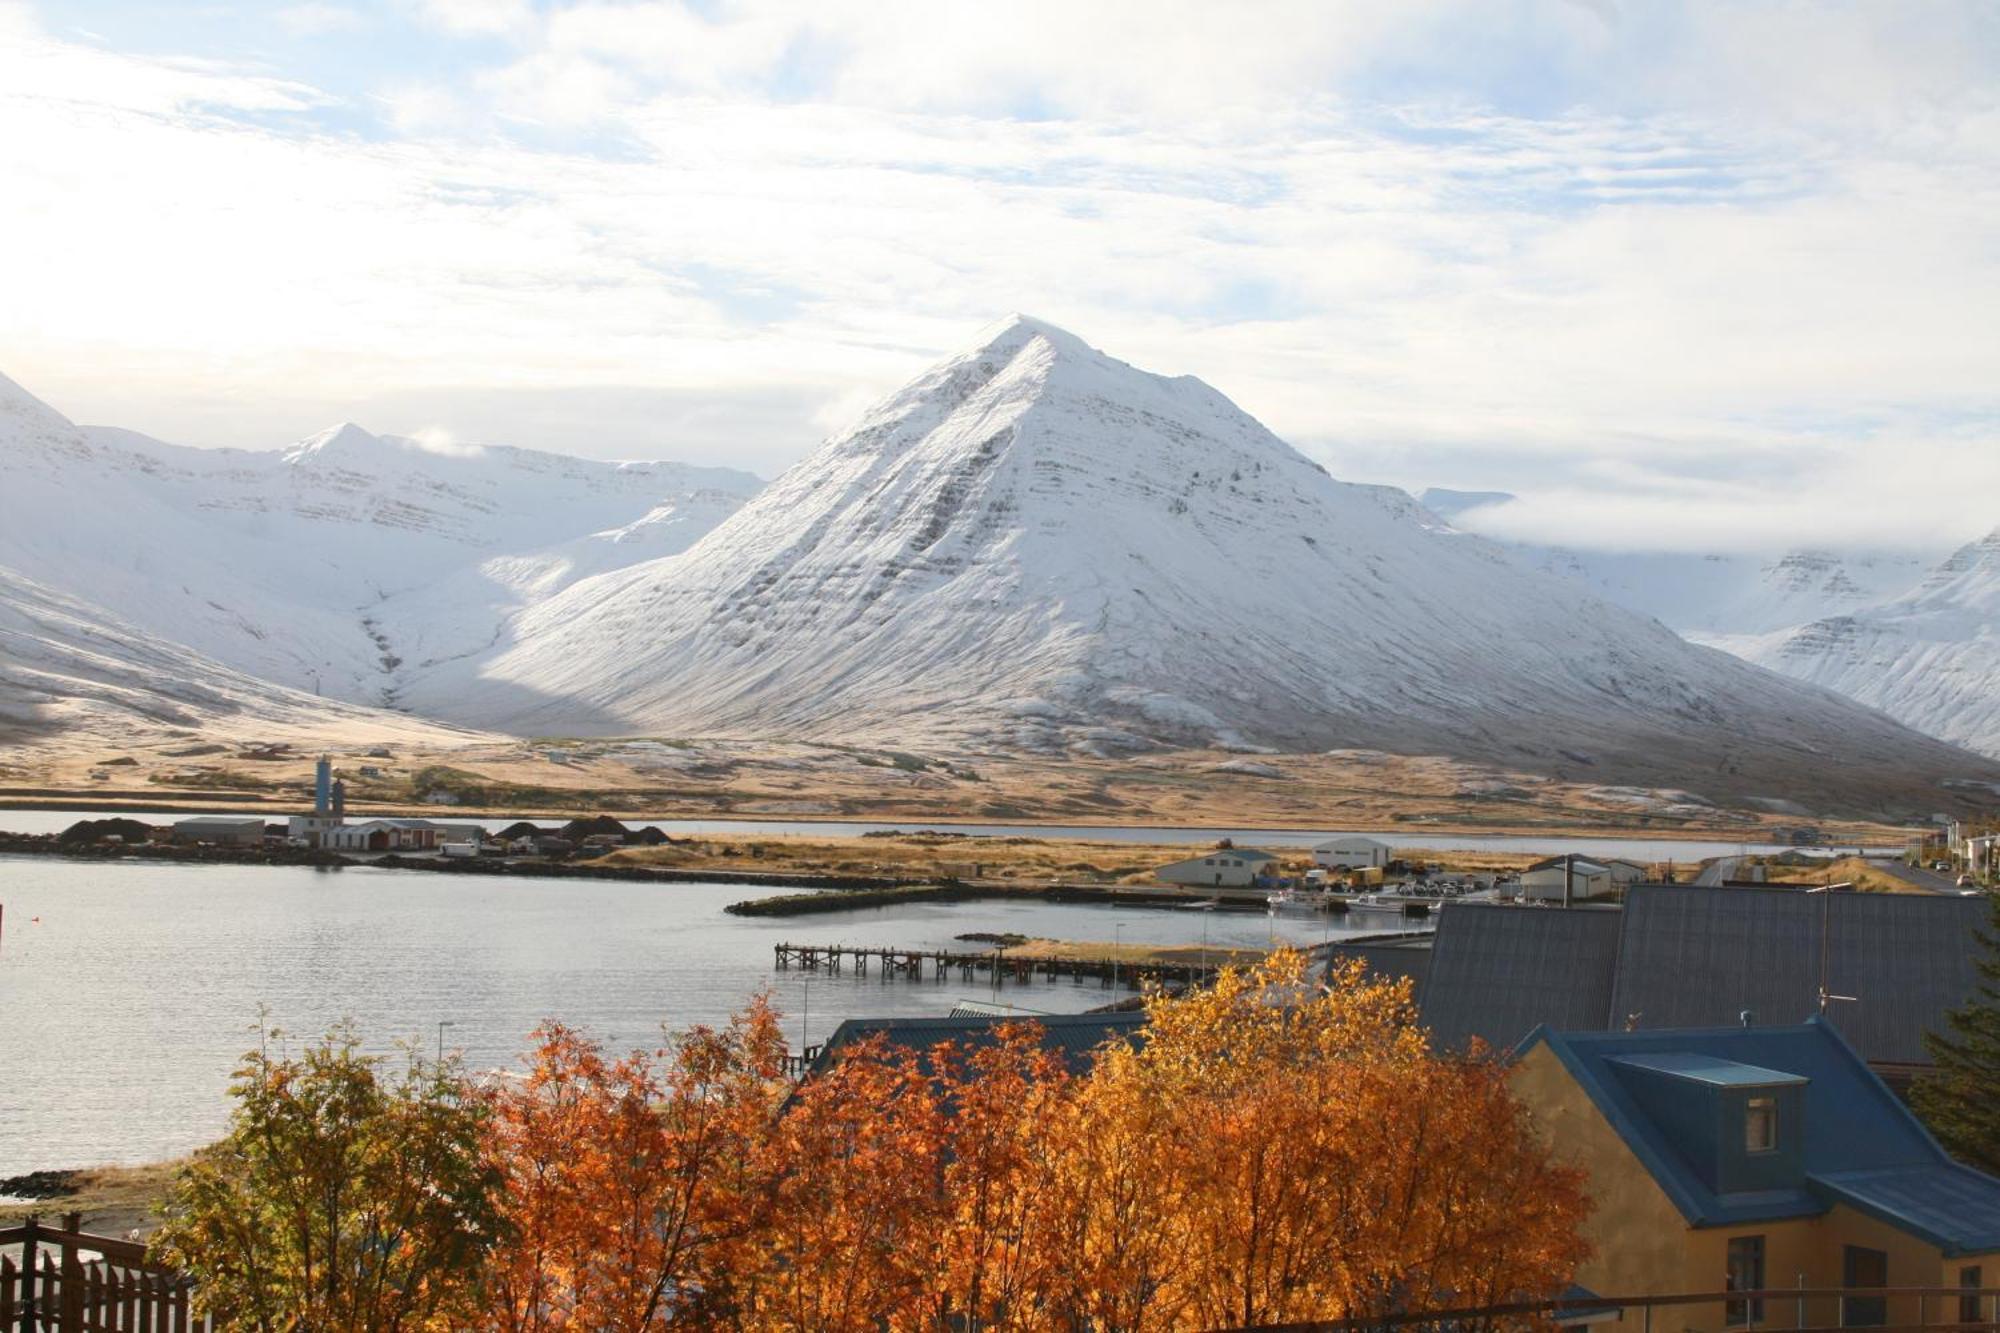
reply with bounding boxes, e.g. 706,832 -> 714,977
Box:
1313,835 -> 1392,870
1156,848 -> 1281,889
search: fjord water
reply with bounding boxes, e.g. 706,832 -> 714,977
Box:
0,856 -> 1399,1178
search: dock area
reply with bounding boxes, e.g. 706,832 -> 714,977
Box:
773,941 -> 1227,987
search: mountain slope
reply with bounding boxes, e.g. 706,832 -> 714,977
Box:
0,563 -> 474,753
1417,490 -> 1933,637
0,371 -> 761,706
1727,527 -> 2000,759
407,317 -> 1996,813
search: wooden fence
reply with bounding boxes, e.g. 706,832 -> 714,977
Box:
0,1214 -> 207,1332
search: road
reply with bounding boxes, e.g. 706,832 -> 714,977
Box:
1867,859 -> 1964,895
1693,856 -> 1740,887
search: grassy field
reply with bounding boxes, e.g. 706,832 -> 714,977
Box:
602,832 -> 1549,884
1760,855 -> 1928,894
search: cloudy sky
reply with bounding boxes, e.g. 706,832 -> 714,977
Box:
2,0 -> 1996,552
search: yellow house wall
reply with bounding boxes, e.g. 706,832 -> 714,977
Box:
1511,1045 -> 2000,1333
1511,1045 -> 1692,1300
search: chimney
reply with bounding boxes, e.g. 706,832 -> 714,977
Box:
315,755 -> 332,815
331,780 -> 346,823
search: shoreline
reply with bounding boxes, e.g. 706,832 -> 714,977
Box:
0,792 -> 1909,846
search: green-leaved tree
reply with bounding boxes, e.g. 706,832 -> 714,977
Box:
151,1023 -> 502,1332
1915,889 -> 2000,1175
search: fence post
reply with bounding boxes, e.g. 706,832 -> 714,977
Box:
19,1216 -> 38,1330
59,1211 -> 82,1332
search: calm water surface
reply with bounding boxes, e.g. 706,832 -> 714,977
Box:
0,856 -> 1413,1177
0,807 -> 1889,860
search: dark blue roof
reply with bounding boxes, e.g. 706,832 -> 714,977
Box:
1418,903 -> 1624,1054
810,1009 -> 1146,1077
1522,1019 -> 2000,1255
1374,887 -> 1988,1068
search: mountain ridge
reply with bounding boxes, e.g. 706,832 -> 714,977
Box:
400,317 -> 1997,814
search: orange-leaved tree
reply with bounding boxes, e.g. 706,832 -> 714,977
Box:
1064,950 -> 1593,1330
727,1035 -> 947,1331
478,996 -> 787,1331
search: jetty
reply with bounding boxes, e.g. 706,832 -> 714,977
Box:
773,941 -> 1220,987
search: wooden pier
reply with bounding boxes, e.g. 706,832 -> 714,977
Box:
772,941 -> 1216,988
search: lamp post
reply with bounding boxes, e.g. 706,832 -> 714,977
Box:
436,1019 -> 456,1068
1113,923 -> 1123,994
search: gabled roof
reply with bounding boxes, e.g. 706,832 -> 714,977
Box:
1161,848 -> 1279,866
1525,856 -> 1610,875
1418,903 -> 1623,1054
1520,1020 -> 2000,1254
1367,886 -> 1990,1069
1611,884 -> 1986,1066
1315,835 -> 1390,849
810,1009 -> 1146,1078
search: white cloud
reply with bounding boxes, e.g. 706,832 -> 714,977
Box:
276,3 -> 368,37
419,0 -> 536,39
0,0 -> 1995,553
406,425 -> 486,458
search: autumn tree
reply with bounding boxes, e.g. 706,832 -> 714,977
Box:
478,998 -> 788,1330
152,1023 -> 501,1333
1049,951 -> 1593,1330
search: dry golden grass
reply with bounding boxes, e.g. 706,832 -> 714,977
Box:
2,724 -> 1918,847
602,833 -> 1543,883
1761,855 -> 1925,895
0,1160 -> 183,1237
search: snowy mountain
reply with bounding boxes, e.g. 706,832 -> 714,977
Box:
404,317 -> 1994,812
1725,528 -> 2000,759
1416,490 -> 1932,637
0,371 -> 761,706
0,563 -> 471,752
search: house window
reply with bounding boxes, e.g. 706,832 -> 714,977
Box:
1843,1245 -> 1888,1327
1962,1266 -> 1983,1325
1727,1235 -> 1766,1325
1745,1095 -> 1778,1154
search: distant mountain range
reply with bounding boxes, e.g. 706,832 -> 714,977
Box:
2,324 -> 1995,815
1419,489 -> 1999,759
0,370 -> 759,708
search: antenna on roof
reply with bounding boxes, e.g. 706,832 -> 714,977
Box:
1805,885 -> 1859,1015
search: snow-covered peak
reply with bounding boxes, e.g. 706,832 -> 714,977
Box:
403,319 -> 1996,814
0,370 -> 73,434
1918,526 -> 2000,603
283,421 -> 390,464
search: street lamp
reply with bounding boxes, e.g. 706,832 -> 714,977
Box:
1113,923 -> 1124,994
436,1019 -> 456,1067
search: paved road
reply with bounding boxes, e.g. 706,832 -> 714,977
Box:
1868,858 -> 1964,894
1693,856 -> 1740,887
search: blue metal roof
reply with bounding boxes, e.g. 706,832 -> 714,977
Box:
1607,1052 -> 1808,1088
1521,1019 -> 2000,1255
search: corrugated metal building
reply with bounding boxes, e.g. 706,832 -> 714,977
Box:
1327,884 -> 1989,1074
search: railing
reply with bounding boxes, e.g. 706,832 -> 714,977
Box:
0,1214 -> 208,1331
1245,1285 -> 2000,1333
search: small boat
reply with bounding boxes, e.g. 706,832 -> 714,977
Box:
1266,886 -> 1330,915
1345,891 -> 1413,920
